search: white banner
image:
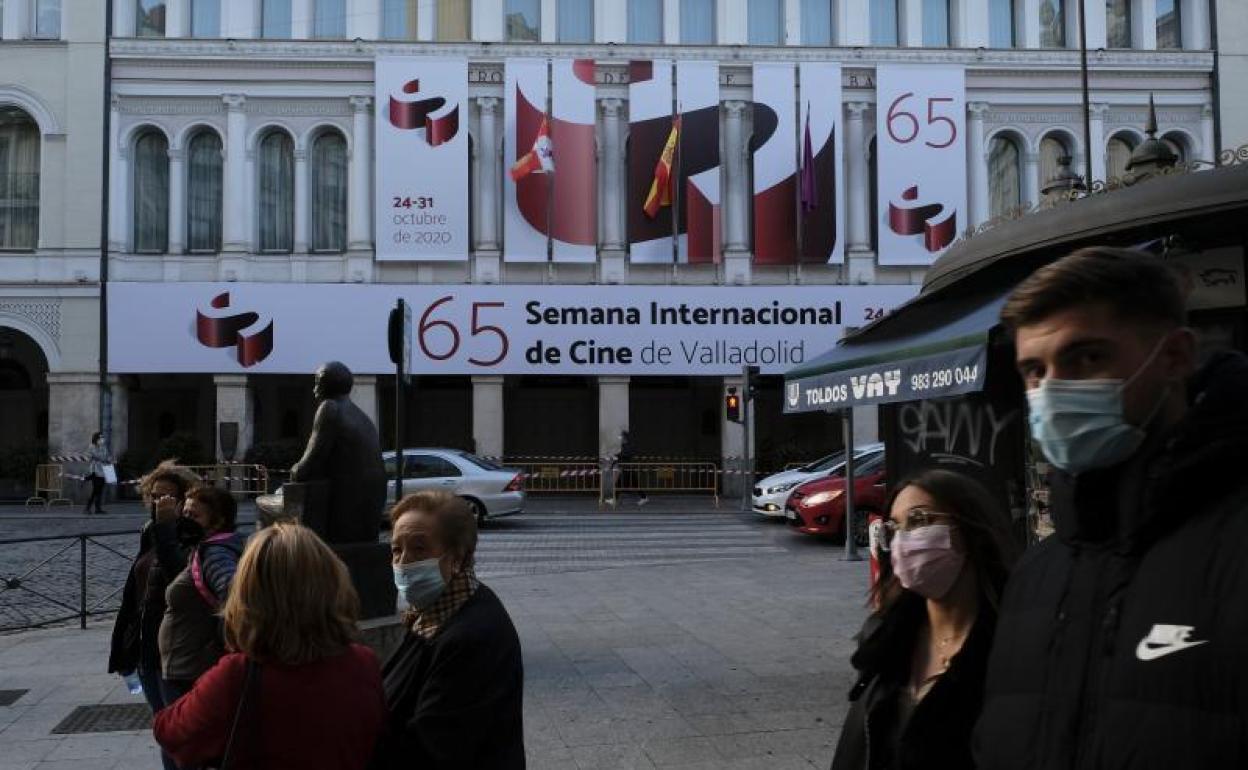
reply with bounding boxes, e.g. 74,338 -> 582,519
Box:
752,63 -> 797,265
875,65 -> 966,266
108,283 -> 920,377
628,59 -> 674,264
551,59 -> 598,262
504,58 -> 549,262
374,57 -> 468,261
677,60 -> 721,265
798,62 -> 844,265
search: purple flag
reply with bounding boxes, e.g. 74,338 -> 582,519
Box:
799,105 -> 817,214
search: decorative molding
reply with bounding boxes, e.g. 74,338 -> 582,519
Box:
246,100 -> 352,117
348,95 -> 373,112
1106,109 -> 1201,126
983,111 -> 1082,124
118,99 -> 225,115
0,300 -> 62,341
223,94 -> 246,111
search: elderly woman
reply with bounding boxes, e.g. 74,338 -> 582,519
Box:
372,490 -> 525,770
154,523 -> 385,769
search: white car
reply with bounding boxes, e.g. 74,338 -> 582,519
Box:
384,449 -> 525,525
751,443 -> 886,518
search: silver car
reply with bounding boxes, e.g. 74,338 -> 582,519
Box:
752,443 -> 885,518
384,448 -> 525,524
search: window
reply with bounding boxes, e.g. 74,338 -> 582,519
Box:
871,0 -> 898,45
313,0 -> 346,38
680,0 -> 715,43
558,0 -> 593,42
506,0 -> 540,41
405,454 -> 462,479
629,0 -> 663,43
1039,0 -> 1064,47
257,131 -> 294,252
988,134 -> 1022,217
438,0 -> 470,40
801,0 -> 833,45
1106,0 -> 1130,47
309,131 -> 347,253
133,130 -> 169,253
191,0 -> 220,37
136,0 -> 166,37
1156,0 -> 1180,48
988,0 -> 1015,47
186,131 -> 222,253
922,0 -> 950,46
34,0 -> 60,38
261,0 -> 292,38
382,0 -> 418,39
1039,134 -> 1071,194
1107,134 -> 1136,179
748,0 -> 783,45
0,108 -> 40,251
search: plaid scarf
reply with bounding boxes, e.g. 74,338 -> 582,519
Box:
404,568 -> 481,641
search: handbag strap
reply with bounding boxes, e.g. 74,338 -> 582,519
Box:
220,659 -> 259,770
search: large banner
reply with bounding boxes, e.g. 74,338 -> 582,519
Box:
504,58 -> 549,262
798,62 -> 844,264
627,60 -> 675,263
677,61 -> 721,264
551,59 -> 598,262
374,57 -> 468,261
109,283 -> 919,377
752,63 -> 797,265
875,65 -> 966,266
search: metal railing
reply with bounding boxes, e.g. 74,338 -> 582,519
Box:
0,530 -> 136,633
506,462 -> 602,495
24,464 -> 73,508
181,464 -> 270,497
606,462 -> 720,506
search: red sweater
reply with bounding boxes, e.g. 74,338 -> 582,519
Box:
154,643 -> 386,770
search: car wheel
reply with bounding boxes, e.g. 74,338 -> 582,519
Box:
464,497 -> 487,527
849,508 -> 876,548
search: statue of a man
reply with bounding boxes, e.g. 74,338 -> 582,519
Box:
290,361 -> 386,543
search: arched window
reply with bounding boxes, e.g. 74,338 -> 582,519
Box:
133,130 -> 169,253
1039,134 -> 1072,192
989,0 -> 1015,47
1156,0 -> 1181,48
313,0 -> 347,37
1039,0 -> 1064,47
506,0 -> 541,41
258,130 -> 294,253
1107,134 -> 1136,179
748,0 -> 784,45
136,0 -> 167,37
680,0 -> 715,43
629,0 -> 663,42
1106,0 -> 1131,47
262,0 -> 292,37
186,130 -> 222,253
871,0 -> 899,45
191,0 -> 220,37
801,0 -> 833,45
310,131 -> 347,253
0,107 -> 40,251
988,134 -> 1022,218
922,0 -> 950,46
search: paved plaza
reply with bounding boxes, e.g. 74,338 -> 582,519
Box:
0,501 -> 870,769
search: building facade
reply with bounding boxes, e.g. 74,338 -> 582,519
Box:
1,0 -> 1230,484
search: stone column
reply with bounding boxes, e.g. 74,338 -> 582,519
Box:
47,373 -> 101,458
349,375 -> 380,427
1181,0 -> 1209,50
294,147 -> 310,253
1200,104 -> 1216,163
108,376 -> 130,460
598,377 -> 630,464
852,405 -> 879,444
1089,103 -> 1108,183
166,0 -> 188,37
1082,0 -> 1107,49
846,102 -> 871,252
348,96 -> 373,252
723,100 -> 749,254
475,97 -> 501,252
168,148 -> 186,255
1022,151 -> 1040,208
599,98 -> 625,251
109,96 -> 127,252
472,376 -> 505,460
213,375 -> 255,462
1134,0 -> 1157,49
222,95 -> 249,253
967,102 -> 989,226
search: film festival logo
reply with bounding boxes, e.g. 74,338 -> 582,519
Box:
887,185 -> 956,253
195,292 -> 274,367
388,78 -> 460,145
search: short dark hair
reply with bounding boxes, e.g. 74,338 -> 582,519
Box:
1000,247 -> 1186,334
186,485 -> 238,532
390,491 -> 478,570
91,432 -> 102,444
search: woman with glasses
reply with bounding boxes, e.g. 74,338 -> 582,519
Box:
830,469 -> 1018,770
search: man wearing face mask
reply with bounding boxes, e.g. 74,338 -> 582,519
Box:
974,247 -> 1248,769
371,490 -> 525,770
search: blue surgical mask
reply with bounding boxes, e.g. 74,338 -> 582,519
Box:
393,558 -> 446,610
1026,338 -> 1171,475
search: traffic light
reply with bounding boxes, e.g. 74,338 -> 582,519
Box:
725,388 -> 741,423
744,365 -> 760,401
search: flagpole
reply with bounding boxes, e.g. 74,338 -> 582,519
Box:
672,103 -> 680,271
795,99 -> 806,280
545,107 -> 554,270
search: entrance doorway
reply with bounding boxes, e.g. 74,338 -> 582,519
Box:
504,376 -> 598,458
0,327 -> 49,450
628,377 -> 721,461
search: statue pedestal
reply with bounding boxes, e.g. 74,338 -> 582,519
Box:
280,481 -> 332,538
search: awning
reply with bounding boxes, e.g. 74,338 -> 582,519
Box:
783,288 -> 1010,412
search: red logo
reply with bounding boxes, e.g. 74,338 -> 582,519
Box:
195,292 -> 274,367
887,185 -> 957,253
388,78 -> 460,146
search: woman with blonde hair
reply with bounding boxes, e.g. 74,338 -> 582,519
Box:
154,523 -> 385,770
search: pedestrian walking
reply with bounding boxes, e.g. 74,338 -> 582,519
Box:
158,485 -> 247,713
974,247 -> 1248,768
83,432 -> 111,514
613,429 -> 648,506
154,523 -> 385,770
830,470 -> 1017,770
371,491 -> 525,770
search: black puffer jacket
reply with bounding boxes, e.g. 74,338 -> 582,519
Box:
974,352 -> 1248,769
832,591 -> 996,770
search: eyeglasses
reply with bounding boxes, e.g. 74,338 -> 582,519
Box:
877,508 -> 955,549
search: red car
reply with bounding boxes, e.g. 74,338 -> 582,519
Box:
785,450 -> 888,544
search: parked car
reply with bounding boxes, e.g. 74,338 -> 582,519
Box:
383,449 -> 525,524
752,443 -> 885,518
784,449 -> 888,544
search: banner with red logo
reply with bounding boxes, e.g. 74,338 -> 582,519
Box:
627,59 -> 675,263
677,61 -> 720,264
374,57 -> 468,261
505,58 -> 550,262
798,62 -> 844,265
875,65 -> 966,266
551,59 -> 598,262
752,63 -> 797,265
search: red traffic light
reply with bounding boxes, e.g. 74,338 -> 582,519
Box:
725,392 -> 741,423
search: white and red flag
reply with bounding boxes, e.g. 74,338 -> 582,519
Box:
509,115 -> 554,181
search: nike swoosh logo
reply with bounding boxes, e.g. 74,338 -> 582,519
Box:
1135,639 -> 1209,661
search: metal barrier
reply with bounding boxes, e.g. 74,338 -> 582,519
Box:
506,462 -> 602,495
24,464 -> 73,509
0,531 -> 135,632
607,462 -> 720,506
183,464 -> 270,497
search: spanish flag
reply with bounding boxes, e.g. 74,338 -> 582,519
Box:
643,116 -> 681,219
509,116 -> 554,181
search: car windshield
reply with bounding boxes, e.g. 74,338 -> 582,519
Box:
803,451 -> 847,473
826,450 -> 884,477
457,451 -> 502,471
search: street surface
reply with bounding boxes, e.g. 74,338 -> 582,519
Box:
0,499 -> 869,769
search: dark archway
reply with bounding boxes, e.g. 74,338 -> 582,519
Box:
0,326 -> 49,451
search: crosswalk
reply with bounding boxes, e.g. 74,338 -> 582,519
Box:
475,513 -> 788,579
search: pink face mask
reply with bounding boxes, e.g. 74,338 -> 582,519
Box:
890,524 -> 966,600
